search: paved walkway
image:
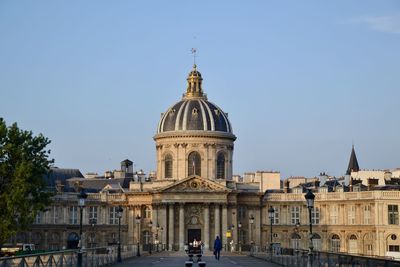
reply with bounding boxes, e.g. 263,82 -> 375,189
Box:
115,251 -> 281,267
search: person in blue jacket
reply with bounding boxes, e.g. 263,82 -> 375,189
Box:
213,235 -> 222,260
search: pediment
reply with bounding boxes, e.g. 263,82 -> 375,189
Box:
159,176 -> 231,193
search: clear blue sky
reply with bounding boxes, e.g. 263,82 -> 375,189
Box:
1,1 -> 399,179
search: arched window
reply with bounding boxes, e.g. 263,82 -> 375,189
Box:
330,234 -> 341,252
312,233 -> 321,251
164,154 -> 173,178
216,153 -> 225,179
291,233 -> 301,249
188,151 -> 201,176
349,234 -> 358,254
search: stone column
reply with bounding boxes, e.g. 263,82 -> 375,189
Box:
134,206 -> 140,244
204,203 -> 210,250
151,205 -> 157,248
215,204 -> 221,242
179,203 -> 185,250
128,207 -> 134,245
249,209 -> 253,244
160,204 -> 167,248
255,207 -> 261,246
231,205 -> 238,245
168,203 -> 175,251
222,204 -> 228,249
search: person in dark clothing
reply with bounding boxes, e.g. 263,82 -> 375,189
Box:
213,235 -> 222,260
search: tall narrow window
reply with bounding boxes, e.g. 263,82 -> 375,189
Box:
330,205 -> 338,225
216,153 -> 225,179
89,206 -> 98,224
273,206 -> 280,225
348,235 -> 358,254
165,154 -> 173,178
330,234 -> 341,252
312,207 -> 320,225
291,206 -> 300,225
188,151 -> 201,176
69,206 -> 78,225
348,205 -> 356,225
312,234 -> 321,251
109,207 -> 118,225
291,233 -> 301,249
364,205 -> 371,225
388,205 -> 399,225
238,206 -> 246,219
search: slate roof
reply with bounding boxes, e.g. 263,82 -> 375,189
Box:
44,167 -> 84,188
346,145 -> 360,175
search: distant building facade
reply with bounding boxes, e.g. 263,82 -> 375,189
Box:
263,148 -> 400,259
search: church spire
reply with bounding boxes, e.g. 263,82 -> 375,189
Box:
185,64 -> 205,99
346,145 -> 360,175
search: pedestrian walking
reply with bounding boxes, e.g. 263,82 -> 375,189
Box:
213,235 -> 222,260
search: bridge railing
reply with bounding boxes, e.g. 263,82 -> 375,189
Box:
0,245 -> 140,267
259,248 -> 400,267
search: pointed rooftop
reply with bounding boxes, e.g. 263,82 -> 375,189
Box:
346,145 -> 360,175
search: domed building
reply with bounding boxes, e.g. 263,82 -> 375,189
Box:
21,65 -> 280,254
154,64 -> 236,181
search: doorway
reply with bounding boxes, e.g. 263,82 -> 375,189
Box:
188,229 -> 201,244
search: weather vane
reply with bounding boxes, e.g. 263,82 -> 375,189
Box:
191,48 -> 197,65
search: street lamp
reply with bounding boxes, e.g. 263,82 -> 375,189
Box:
136,215 -> 141,256
268,206 -> 275,258
238,222 -> 242,252
305,189 -> 315,267
148,220 -> 153,254
249,215 -> 255,254
77,190 -> 87,267
117,206 -> 123,262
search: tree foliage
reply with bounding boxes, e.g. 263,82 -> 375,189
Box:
0,118 -> 54,245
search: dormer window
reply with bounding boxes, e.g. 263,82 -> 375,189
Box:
192,108 -> 198,115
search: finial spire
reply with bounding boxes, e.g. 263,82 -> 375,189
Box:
191,48 -> 197,66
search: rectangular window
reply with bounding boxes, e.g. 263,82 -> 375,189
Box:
389,245 -> 400,252
291,238 -> 300,249
69,206 -> 78,225
313,238 -> 321,251
89,206 -> 98,224
35,212 -> 42,224
290,206 -> 300,225
364,205 -> 371,225
273,206 -> 280,225
388,205 -> 399,225
348,205 -> 356,225
312,207 -> 320,225
110,207 -> 118,225
238,206 -> 246,219
52,206 -> 59,224
331,239 -> 340,252
330,206 -> 338,225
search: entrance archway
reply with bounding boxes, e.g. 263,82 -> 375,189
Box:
188,229 -> 201,245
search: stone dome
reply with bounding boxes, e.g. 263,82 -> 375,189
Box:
156,65 -> 234,135
157,99 -> 232,134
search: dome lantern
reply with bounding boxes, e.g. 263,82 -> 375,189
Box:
185,64 -> 204,98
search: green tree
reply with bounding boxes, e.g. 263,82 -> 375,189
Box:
0,118 -> 54,246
